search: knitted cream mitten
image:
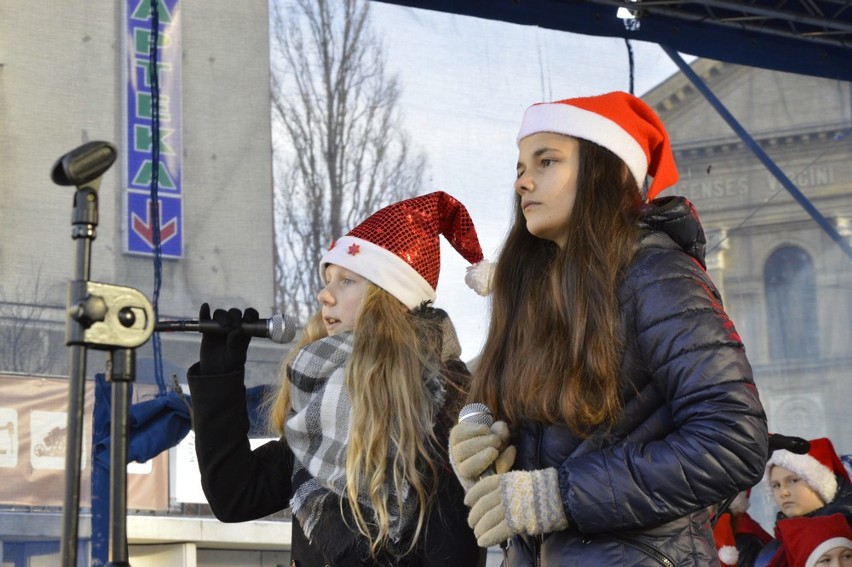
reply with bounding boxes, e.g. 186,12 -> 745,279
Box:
465,467 -> 569,548
449,420 -> 516,491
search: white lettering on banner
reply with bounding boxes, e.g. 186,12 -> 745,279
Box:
0,408 -> 18,468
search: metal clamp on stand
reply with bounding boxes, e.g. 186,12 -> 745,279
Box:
67,281 -> 155,350
54,141 -> 154,567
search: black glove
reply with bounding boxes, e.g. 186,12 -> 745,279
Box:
768,433 -> 810,455
198,303 -> 258,375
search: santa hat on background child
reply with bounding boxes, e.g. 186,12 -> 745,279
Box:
765,437 -> 851,504
320,191 -> 492,309
516,91 -> 679,200
728,489 -> 772,546
776,513 -> 852,567
713,512 -> 740,566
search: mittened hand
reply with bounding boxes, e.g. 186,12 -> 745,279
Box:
464,474 -> 511,547
464,468 -> 569,549
449,420 -> 516,490
198,303 -> 258,375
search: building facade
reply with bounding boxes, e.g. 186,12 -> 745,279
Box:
0,2 -> 292,565
646,59 -> 852,527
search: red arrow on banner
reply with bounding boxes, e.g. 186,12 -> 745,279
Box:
132,199 -> 178,248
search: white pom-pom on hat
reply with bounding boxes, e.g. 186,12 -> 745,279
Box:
465,259 -> 494,296
713,512 -> 739,567
718,546 -> 739,566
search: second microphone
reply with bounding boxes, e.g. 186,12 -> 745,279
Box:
155,312 -> 297,344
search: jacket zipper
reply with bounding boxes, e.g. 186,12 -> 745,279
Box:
533,534 -> 542,567
534,424 -> 544,567
606,532 -> 676,567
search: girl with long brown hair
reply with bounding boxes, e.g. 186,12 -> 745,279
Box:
188,192 -> 486,566
449,92 -> 768,565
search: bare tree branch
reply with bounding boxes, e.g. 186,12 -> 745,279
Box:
271,0 -> 427,322
0,267 -> 55,375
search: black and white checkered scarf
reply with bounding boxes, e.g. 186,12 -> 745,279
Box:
285,329 -> 449,543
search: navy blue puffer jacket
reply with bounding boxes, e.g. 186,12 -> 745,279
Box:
507,197 -> 769,566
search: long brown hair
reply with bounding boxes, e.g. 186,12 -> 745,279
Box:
269,284 -> 442,556
469,139 -> 643,434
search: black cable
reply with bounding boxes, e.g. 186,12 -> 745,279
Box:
148,0 -> 165,394
624,38 -> 635,95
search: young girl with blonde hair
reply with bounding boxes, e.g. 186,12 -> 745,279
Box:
189,191 -> 487,566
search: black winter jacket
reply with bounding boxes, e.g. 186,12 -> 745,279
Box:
187,361 -> 481,567
507,197 -> 769,566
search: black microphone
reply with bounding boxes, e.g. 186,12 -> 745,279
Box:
769,433 -> 811,455
154,313 -> 297,344
458,402 -> 497,477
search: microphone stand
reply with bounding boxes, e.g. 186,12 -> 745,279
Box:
55,142 -> 155,567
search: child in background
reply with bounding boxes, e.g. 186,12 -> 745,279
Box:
773,513 -> 852,567
756,437 -> 852,567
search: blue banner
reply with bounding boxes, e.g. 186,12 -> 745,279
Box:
124,0 -> 183,257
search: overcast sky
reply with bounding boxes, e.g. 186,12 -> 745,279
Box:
363,1 -> 690,359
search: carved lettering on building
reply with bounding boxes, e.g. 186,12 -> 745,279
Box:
767,164 -> 836,192
678,175 -> 748,201
677,164 -> 842,207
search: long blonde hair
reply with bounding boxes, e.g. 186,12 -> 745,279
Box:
269,283 -> 442,556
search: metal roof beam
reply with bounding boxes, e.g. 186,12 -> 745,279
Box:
592,0 -> 852,48
691,0 -> 852,33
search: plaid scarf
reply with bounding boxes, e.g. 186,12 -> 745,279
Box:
285,330 -> 448,543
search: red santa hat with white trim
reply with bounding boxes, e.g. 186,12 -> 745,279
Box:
320,191 -> 491,310
516,91 -> 679,201
765,437 -> 851,504
777,514 -> 852,567
713,512 -> 739,567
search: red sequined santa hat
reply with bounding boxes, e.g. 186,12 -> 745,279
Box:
765,437 -> 851,504
516,91 -> 679,200
713,512 -> 739,567
320,191 -> 491,310
777,514 -> 852,567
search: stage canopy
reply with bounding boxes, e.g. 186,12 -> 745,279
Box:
372,0 -> 852,82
